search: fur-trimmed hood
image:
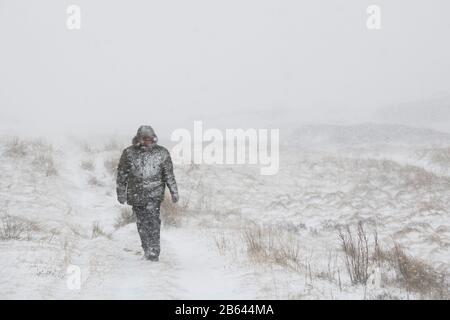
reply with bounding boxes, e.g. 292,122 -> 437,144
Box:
132,125 -> 158,146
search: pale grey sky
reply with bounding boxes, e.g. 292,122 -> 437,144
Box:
1,0 -> 449,137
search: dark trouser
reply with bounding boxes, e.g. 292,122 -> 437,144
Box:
133,200 -> 161,257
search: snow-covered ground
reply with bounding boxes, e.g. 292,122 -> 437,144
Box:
0,123 -> 449,299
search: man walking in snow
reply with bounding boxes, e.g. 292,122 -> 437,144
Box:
116,125 -> 179,261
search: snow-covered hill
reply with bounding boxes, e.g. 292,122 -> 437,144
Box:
288,123 -> 450,149
0,124 -> 449,299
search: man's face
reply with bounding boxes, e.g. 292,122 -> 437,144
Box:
141,136 -> 153,147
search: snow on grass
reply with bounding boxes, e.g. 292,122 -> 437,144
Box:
0,128 -> 449,299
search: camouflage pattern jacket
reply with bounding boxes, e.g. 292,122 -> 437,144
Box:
116,143 -> 178,206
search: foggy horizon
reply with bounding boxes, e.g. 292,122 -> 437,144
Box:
1,0 -> 450,137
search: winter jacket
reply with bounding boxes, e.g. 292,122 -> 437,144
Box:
116,126 -> 178,206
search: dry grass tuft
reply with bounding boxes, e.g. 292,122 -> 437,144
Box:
0,214 -> 40,241
379,243 -> 449,299
114,207 -> 136,229
161,195 -> 187,227
214,232 -> 230,255
4,137 -> 58,176
338,221 -> 449,299
338,222 -> 371,285
87,176 -> 104,187
80,158 -> 95,171
4,137 -> 27,157
32,154 -> 58,176
243,224 -> 303,272
91,221 -> 111,239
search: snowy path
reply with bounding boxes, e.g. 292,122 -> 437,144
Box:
164,228 -> 254,299
57,227 -> 254,299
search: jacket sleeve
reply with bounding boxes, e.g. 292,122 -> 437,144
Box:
162,150 -> 178,198
116,149 -> 130,201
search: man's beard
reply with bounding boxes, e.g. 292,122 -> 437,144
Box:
139,143 -> 155,151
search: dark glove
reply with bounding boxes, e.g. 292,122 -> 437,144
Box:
118,194 -> 127,205
171,193 -> 179,203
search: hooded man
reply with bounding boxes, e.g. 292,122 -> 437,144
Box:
116,125 -> 179,261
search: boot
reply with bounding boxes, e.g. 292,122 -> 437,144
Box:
144,250 -> 159,262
